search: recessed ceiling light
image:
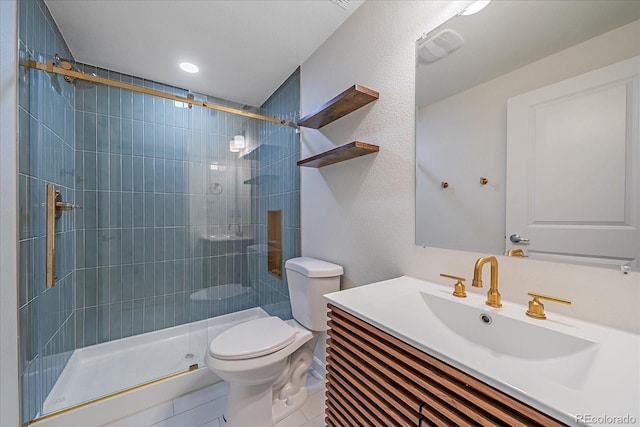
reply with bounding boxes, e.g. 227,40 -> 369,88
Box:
179,62 -> 199,73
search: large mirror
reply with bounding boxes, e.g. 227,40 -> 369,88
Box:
415,0 -> 640,271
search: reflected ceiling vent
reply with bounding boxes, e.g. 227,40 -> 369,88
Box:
417,29 -> 465,65
329,0 -> 350,10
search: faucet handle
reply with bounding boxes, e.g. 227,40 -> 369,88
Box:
526,292 -> 571,320
440,274 -> 467,298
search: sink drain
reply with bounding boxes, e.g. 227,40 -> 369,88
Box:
479,313 -> 493,324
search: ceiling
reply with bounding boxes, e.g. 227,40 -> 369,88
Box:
45,0 -> 364,107
416,0 -> 640,107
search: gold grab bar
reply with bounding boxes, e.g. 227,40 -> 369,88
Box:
46,185 -> 56,287
46,184 -> 81,288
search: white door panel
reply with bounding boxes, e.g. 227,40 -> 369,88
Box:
506,56 -> 639,269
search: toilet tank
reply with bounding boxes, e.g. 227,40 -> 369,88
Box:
285,257 -> 343,331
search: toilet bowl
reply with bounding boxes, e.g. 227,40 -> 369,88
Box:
205,257 -> 343,427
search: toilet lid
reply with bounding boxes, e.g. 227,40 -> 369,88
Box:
209,317 -> 297,360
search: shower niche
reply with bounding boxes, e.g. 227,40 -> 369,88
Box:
268,210 -> 283,278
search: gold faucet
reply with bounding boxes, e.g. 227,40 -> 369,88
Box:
472,256 -> 502,308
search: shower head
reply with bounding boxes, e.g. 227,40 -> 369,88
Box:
55,54 -> 97,90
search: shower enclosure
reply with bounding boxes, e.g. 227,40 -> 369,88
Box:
17,0 -> 301,424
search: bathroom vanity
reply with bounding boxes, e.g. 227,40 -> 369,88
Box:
324,277 -> 640,426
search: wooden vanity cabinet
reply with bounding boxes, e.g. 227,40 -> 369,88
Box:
325,304 -> 567,427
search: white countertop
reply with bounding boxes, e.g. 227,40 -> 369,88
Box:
324,276 -> 640,426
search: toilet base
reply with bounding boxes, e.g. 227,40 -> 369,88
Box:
220,335 -> 318,426
222,382 -> 273,427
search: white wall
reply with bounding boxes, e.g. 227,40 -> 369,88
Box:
417,20 -> 640,255
300,0 -> 639,339
0,0 -> 21,424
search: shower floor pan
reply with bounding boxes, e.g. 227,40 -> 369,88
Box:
38,307 -> 269,426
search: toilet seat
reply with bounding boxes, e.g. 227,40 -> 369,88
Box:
209,317 -> 297,360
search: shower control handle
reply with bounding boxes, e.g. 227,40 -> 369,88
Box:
53,191 -> 81,219
55,201 -> 82,211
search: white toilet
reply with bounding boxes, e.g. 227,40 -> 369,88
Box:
205,257 -> 343,427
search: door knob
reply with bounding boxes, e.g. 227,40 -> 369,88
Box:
509,234 -> 530,244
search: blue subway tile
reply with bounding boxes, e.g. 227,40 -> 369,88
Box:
144,228 -> 154,263
109,303 -> 122,340
132,120 -> 144,156
108,87 -> 121,117
121,89 -> 133,120
96,191 -> 109,229
133,192 -> 144,227
84,229 -> 98,268
109,229 -> 122,265
121,155 -> 133,192
109,154 -> 121,191
143,157 -> 154,193
96,114 -> 109,153
109,116 -> 121,154
154,158 -> 165,193
132,157 -> 144,192
143,193 -> 154,227
83,306 -> 97,346
154,126 -> 165,158
109,265 -> 122,303
96,85 -> 109,116
96,266 -> 110,305
96,228 -> 110,267
121,192 -> 133,229
96,304 -> 109,343
143,297 -> 155,333
121,264 -> 133,300
121,119 -> 132,155
133,228 -> 144,265
154,228 -> 165,261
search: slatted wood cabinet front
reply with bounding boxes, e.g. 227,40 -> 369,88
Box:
325,304 -> 566,427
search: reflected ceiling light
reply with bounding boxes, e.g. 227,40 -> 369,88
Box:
460,0 -> 491,16
233,135 -> 246,149
229,140 -> 240,153
179,62 -> 199,73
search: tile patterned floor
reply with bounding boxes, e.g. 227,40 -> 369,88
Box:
103,372 -> 326,427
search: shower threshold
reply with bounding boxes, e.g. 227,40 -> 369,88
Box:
37,307 -> 269,424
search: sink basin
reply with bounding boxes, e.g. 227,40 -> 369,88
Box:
417,291 -> 598,389
370,289 -> 597,388
420,291 -> 596,359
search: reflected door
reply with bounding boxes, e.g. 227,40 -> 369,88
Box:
506,56 -> 640,269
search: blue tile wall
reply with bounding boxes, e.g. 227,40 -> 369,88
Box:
253,69 -> 301,319
74,65 -> 264,345
18,0 -> 76,422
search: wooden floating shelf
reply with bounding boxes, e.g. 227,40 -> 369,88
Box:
297,85 -> 379,129
297,141 -> 379,168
